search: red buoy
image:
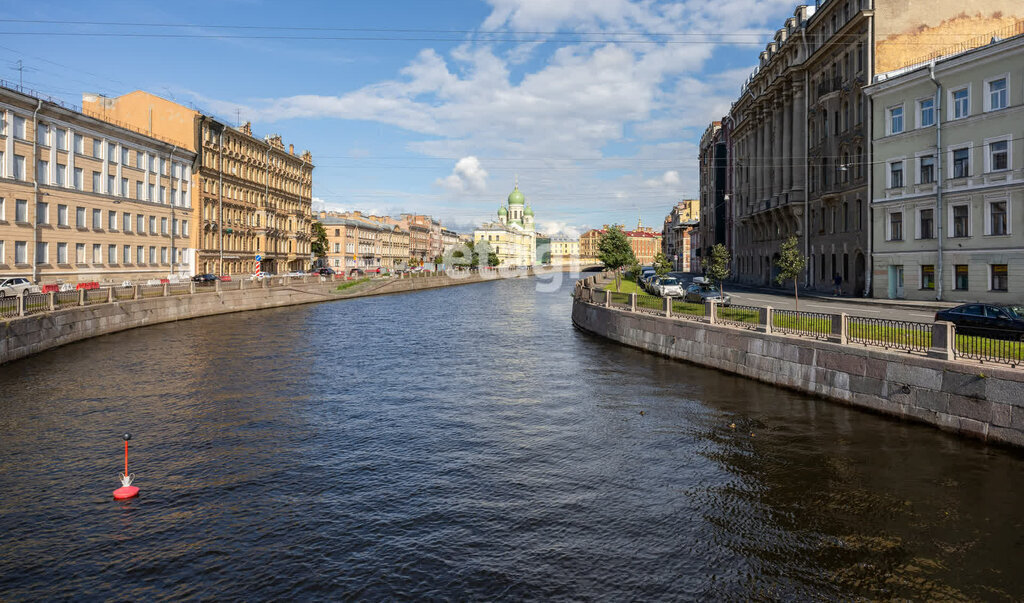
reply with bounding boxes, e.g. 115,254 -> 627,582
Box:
113,433 -> 139,500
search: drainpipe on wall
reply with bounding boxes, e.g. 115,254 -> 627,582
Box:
167,145 -> 176,277
31,98 -> 43,284
863,11 -> 875,298
800,27 -> 811,288
929,62 -> 944,301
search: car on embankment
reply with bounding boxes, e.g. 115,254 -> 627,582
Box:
655,277 -> 685,297
935,303 -> 1024,340
0,277 -> 41,297
683,279 -> 731,305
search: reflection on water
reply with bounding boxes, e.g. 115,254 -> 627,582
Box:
0,276 -> 1022,600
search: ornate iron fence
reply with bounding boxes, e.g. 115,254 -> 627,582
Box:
773,309 -> 831,340
0,295 -> 18,318
608,291 -> 631,310
635,293 -> 663,315
848,316 -> 931,353
955,327 -> 1024,367
114,286 -> 135,301
55,290 -> 79,308
671,300 -> 706,321
717,304 -> 762,331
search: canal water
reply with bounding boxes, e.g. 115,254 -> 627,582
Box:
0,273 -> 1022,600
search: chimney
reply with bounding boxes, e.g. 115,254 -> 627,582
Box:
289,144 -> 294,155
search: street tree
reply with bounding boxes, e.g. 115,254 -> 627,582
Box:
653,252 -> 672,277
310,221 -> 329,267
597,225 -> 637,291
487,252 -> 500,267
775,235 -> 808,311
706,244 -> 731,298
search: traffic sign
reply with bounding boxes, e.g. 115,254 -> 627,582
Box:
255,254 -> 262,262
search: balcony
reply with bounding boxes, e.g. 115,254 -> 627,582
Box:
816,76 -> 843,98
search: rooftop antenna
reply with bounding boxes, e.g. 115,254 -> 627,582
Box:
235,107 -> 240,128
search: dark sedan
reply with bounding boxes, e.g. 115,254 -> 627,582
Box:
935,303 -> 1024,340
191,273 -> 220,283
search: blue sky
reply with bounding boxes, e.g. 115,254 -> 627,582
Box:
0,0 -> 798,236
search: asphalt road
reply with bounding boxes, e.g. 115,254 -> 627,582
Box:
664,272 -> 946,322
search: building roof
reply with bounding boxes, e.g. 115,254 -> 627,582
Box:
508,185 -> 525,205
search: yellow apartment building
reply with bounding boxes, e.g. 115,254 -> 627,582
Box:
1,84 -> 196,284
82,90 -> 314,276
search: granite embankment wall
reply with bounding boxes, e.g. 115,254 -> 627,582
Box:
0,269 -> 541,366
572,298 -> 1024,447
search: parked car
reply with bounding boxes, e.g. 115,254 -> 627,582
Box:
349,269 -> 365,277
316,267 -> 336,276
656,277 -> 685,297
935,303 -> 1024,340
683,281 -> 731,305
0,277 -> 41,297
191,273 -> 220,283
645,275 -> 661,293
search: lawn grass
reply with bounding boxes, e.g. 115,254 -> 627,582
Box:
336,277 -> 370,292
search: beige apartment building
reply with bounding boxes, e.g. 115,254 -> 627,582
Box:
82,91 -> 314,276
320,212 -> 410,272
1,84 -> 196,284
865,29 -> 1024,302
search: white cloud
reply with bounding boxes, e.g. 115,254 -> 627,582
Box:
436,156 -> 489,193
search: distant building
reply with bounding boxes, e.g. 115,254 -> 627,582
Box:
318,211 -> 409,271
662,200 -> 700,272
473,183 -> 537,266
535,236 -> 551,263
548,236 -> 579,266
625,221 -> 662,266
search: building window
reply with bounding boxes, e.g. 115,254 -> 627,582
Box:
35,242 -> 47,264
76,206 -> 86,228
921,265 -> 934,290
121,178 -> 128,197
988,140 -> 1009,172
108,143 -> 117,164
137,246 -> 144,264
989,200 -> 1008,236
108,211 -> 117,230
123,245 -> 131,264
108,244 -> 117,265
137,214 -> 145,233
952,204 -> 969,238
161,217 -> 168,235
918,98 -> 934,127
13,115 -> 26,139
889,161 -> 903,188
15,199 -> 28,223
57,204 -> 68,227
74,134 -> 84,154
93,139 -> 102,157
75,243 -> 85,263
149,216 -> 156,234
36,124 -> 49,146
55,129 -> 67,150
107,175 -> 115,195
919,155 -> 935,183
888,106 -> 903,134
13,155 -> 25,180
35,201 -> 48,225
952,148 -> 969,179
889,211 -> 903,241
15,241 -> 27,264
991,264 -> 1008,291
92,208 -> 102,229
954,265 -> 969,290
55,163 -> 66,186
149,246 -> 156,263
919,208 -> 934,239
57,242 -> 67,264
951,87 -> 969,119
136,181 -> 143,199
123,212 -> 132,232
73,168 -> 83,190
37,160 -> 49,184
987,77 -> 1007,111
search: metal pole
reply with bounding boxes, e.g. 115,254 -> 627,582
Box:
218,127 -> 224,277
31,99 -> 43,284
929,63 -> 944,301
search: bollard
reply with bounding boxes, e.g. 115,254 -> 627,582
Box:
705,300 -> 717,324
215,279 -> 221,293
761,306 -> 773,334
190,281 -> 196,294
664,296 -> 672,318
929,321 -> 955,360
134,284 -> 141,300
79,288 -> 86,306
630,292 -> 637,312
18,290 -> 26,316
49,291 -> 56,311
239,278 -> 245,291
162,283 -> 169,297
829,313 -> 848,344
604,289 -> 611,308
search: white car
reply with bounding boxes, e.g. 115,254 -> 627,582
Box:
0,277 -> 42,297
656,277 -> 685,297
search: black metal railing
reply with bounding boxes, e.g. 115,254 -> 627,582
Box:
848,316 -> 931,354
955,327 -> 1024,367
772,309 -> 832,339
717,304 -> 762,330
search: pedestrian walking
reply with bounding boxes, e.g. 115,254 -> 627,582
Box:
832,273 -> 843,296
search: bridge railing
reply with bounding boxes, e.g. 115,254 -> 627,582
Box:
573,280 -> 1020,368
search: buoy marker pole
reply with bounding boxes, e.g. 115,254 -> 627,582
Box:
113,433 -> 140,500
